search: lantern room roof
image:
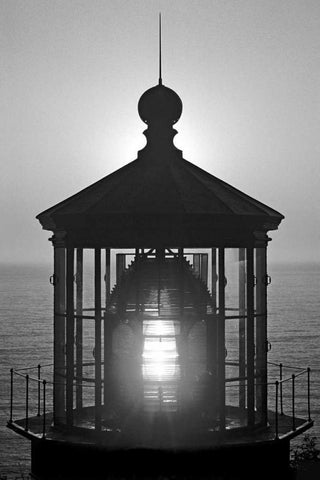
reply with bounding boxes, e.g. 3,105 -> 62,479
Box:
37,81 -> 284,247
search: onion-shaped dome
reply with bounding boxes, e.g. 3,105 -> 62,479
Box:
138,84 -> 183,125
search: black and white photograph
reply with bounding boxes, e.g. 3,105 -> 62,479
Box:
1,1 -> 319,479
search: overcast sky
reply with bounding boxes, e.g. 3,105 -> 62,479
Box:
2,0 -> 319,265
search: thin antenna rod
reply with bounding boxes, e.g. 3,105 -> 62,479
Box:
159,13 -> 162,85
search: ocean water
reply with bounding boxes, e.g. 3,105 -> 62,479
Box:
0,261 -> 319,476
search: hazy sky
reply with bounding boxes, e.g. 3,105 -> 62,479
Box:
2,0 -> 320,265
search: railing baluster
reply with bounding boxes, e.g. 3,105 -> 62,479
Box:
292,374 -> 296,431
25,374 -> 29,431
279,363 -> 283,415
307,367 -> 311,422
9,368 -> 13,423
275,381 -> 279,439
43,379 -> 46,438
37,364 -> 41,416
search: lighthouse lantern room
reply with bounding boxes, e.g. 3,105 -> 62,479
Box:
8,60 -> 313,480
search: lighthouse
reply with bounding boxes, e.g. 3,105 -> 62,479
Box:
8,42 -> 313,480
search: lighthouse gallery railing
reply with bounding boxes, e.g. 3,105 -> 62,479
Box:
8,361 -> 312,440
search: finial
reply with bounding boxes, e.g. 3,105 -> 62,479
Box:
159,13 -> 162,85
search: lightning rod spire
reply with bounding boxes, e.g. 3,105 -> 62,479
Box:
159,13 -> 162,85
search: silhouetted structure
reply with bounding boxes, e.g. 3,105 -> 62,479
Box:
8,76 -> 313,479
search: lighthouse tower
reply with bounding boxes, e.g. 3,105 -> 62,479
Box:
8,50 -> 313,480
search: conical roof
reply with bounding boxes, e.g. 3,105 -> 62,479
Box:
37,82 -> 284,247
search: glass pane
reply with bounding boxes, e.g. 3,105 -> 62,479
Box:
224,249 -> 248,414
225,249 -> 241,314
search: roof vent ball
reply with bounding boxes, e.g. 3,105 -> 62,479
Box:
138,84 -> 183,125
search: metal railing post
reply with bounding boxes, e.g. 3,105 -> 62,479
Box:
275,381 -> 279,439
25,374 -> 29,431
9,368 -> 13,423
37,364 -> 41,416
292,374 -> 296,431
307,368 -> 311,422
279,363 -> 283,415
43,380 -> 46,439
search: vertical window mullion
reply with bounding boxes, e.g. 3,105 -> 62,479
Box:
218,248 -> 226,430
246,247 -> 255,427
66,246 -> 74,427
95,249 -> 102,431
53,244 -> 66,425
76,248 -> 83,412
256,247 -> 268,424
